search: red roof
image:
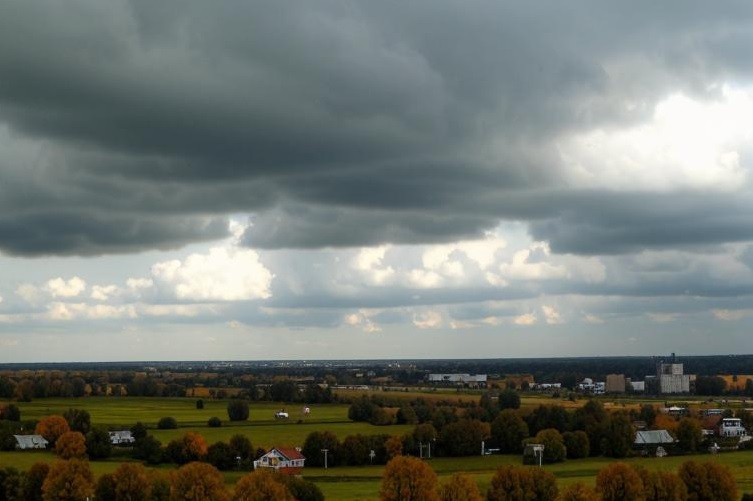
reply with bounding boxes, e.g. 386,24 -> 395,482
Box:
274,447 -> 305,461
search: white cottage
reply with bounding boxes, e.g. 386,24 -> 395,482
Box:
109,430 -> 136,445
253,447 -> 306,474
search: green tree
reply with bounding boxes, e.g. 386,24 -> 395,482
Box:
562,431 -> 589,459
302,431 -> 340,467
62,409 -> 90,435
601,412 -> 634,458
85,427 -> 112,460
675,418 -> 703,453
157,417 -> 177,429
278,475 -> 324,501
206,442 -> 236,471
491,410 -> 529,453
529,429 -> 566,463
499,389 -> 521,410
438,420 -> 489,457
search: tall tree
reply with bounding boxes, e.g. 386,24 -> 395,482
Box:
169,462 -> 230,501
233,470 -> 295,501
438,473 -> 482,501
35,416 -> 70,446
491,410 -> 529,453
42,459 -> 95,501
595,463 -> 644,501
380,456 -> 439,501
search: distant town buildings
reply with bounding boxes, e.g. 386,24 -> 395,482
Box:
578,378 -> 605,394
654,354 -> 693,394
605,374 -> 626,393
427,374 -> 487,388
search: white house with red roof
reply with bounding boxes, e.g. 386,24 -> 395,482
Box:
253,447 -> 306,475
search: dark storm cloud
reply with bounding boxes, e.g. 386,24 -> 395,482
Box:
2,1 -> 753,255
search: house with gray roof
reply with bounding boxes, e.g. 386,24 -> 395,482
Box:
14,435 -> 49,450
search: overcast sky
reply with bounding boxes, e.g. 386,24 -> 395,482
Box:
2,1 -> 753,362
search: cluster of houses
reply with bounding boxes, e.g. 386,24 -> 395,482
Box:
13,430 -> 308,474
14,430 -> 137,450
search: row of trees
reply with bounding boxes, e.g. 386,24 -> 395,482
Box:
0,459 -> 325,501
0,373 -> 337,403
378,456 -> 740,501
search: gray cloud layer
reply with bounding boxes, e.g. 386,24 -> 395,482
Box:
2,1 -> 753,255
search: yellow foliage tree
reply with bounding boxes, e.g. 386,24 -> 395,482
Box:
380,456 -> 439,501
385,435 -> 403,459
112,462 -> 153,501
35,415 -> 71,446
233,469 -> 295,501
439,473 -> 482,501
595,463 -> 644,501
55,432 -> 86,459
42,459 -> 95,501
170,462 -> 230,501
557,483 -> 599,501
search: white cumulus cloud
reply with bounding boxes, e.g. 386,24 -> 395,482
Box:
44,277 -> 86,298
152,246 -> 273,301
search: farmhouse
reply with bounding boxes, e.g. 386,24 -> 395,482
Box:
253,447 -> 306,474
109,430 -> 136,445
14,435 -> 48,450
719,418 -> 747,438
634,429 -> 674,455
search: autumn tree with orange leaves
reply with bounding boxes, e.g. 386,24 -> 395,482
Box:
487,465 -> 558,501
170,462 -> 229,501
233,469 -> 295,501
380,456 -> 439,501
35,415 -> 70,446
678,461 -> 737,501
557,483 -> 599,501
112,462 -> 153,501
595,463 -> 644,501
55,431 -> 87,459
42,459 -> 95,501
438,473 -> 482,501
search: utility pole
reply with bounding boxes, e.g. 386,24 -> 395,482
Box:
321,448 -> 329,469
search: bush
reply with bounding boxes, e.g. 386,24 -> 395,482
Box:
157,416 -> 177,429
439,473 -> 482,501
558,483 -> 599,501
227,400 -> 250,421
208,416 -> 222,428
196,399 -> 204,410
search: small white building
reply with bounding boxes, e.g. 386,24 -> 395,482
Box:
719,418 -> 747,438
109,431 -> 136,445
14,435 -> 48,450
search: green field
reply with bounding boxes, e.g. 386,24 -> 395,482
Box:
1,449 -> 752,500
2,397 -> 414,448
3,396 -> 753,500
